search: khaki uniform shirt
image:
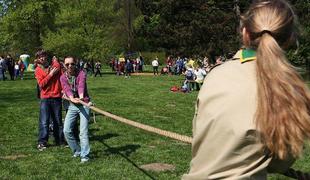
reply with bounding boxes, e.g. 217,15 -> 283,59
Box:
182,53 -> 294,180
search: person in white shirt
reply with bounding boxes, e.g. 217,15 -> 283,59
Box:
194,66 -> 206,83
194,66 -> 207,91
152,57 -> 159,75
14,61 -> 20,79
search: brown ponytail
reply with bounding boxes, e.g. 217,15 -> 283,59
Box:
242,0 -> 310,159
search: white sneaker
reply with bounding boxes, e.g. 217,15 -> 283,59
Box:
81,158 -> 89,163
72,152 -> 80,158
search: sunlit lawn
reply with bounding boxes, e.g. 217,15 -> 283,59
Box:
0,69 -> 309,179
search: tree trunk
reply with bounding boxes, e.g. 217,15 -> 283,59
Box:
127,0 -> 133,51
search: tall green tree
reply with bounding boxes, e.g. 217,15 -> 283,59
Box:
43,0 -> 126,61
0,0 -> 58,55
136,0 -> 251,59
114,0 -> 141,51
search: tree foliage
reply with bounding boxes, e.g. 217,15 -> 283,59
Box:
287,0 -> 310,66
135,0 -> 251,60
43,0 -> 122,60
0,0 -> 58,54
0,0 -> 309,66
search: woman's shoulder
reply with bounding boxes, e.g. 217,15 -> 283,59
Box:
199,58 -> 256,101
207,58 -> 256,82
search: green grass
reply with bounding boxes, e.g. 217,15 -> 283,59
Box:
0,71 -> 309,179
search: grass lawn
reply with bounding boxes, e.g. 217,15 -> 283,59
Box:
0,70 -> 309,179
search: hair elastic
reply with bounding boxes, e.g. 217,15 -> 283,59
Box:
260,30 -> 273,36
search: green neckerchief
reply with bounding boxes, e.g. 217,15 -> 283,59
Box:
240,49 -> 256,63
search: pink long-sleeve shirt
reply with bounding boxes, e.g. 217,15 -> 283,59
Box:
60,70 -> 90,103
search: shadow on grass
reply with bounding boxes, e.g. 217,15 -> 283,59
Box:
103,144 -> 141,157
89,87 -> 119,95
0,88 -> 37,108
102,142 -> 155,180
92,133 -> 155,180
89,132 -> 119,142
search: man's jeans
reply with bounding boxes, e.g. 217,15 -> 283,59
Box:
38,98 -> 64,145
64,103 -> 90,159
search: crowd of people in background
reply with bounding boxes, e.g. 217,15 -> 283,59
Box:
1,50 -> 229,94
0,55 -> 25,81
152,54 -> 226,92
104,53 -> 228,92
109,55 -> 145,77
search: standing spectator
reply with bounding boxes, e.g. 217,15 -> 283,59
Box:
139,55 -> 144,72
19,59 -> 25,80
14,61 -> 20,79
110,58 -> 115,72
120,60 -> 125,75
35,50 -> 64,151
94,61 -> 102,77
133,58 -> 137,72
60,56 -> 91,163
0,56 -> 6,81
152,57 -> 159,76
79,59 -> 84,70
215,56 -> 223,65
115,59 -> 121,76
83,62 -> 89,75
175,57 -> 182,75
166,56 -> 173,74
194,66 -> 206,91
136,57 -> 141,72
184,64 -> 195,91
124,58 -> 133,78
6,55 -> 15,80
203,57 -> 209,68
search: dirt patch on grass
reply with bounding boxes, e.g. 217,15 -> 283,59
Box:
0,154 -> 28,160
131,73 -> 154,76
154,115 -> 169,119
140,163 -> 175,172
166,104 -> 176,107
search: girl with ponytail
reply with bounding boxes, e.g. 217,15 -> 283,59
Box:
183,0 -> 310,179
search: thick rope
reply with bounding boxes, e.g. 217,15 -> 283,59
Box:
76,100 -> 192,144
90,106 -> 193,144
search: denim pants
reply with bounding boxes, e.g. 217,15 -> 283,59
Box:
38,98 -> 64,145
64,103 -> 90,159
0,68 -> 5,81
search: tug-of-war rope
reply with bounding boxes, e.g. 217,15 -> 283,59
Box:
73,99 -> 308,180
